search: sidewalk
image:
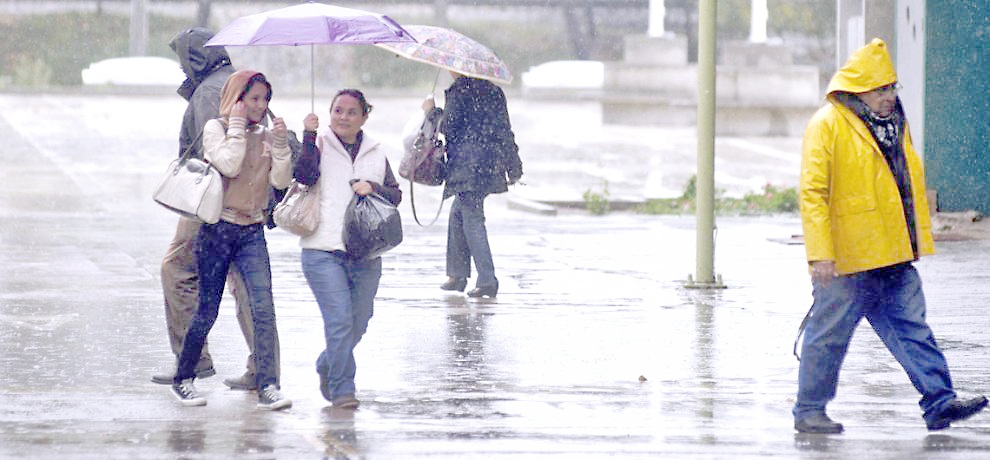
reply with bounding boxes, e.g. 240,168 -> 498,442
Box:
2,91 -> 990,459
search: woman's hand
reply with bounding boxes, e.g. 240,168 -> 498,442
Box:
271,116 -> 287,137
352,180 -> 373,196
303,113 -> 319,131
421,95 -> 435,112
231,101 -> 247,119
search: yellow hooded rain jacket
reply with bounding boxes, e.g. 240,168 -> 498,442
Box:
800,38 -> 934,275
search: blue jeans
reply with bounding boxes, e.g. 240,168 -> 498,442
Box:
446,192 -> 497,288
176,222 -> 280,392
301,249 -> 381,400
793,263 -> 956,425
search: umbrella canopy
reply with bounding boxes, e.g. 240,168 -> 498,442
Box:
375,25 -> 512,85
204,1 -> 415,110
205,1 -> 413,46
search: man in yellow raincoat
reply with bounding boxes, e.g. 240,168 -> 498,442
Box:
794,38 -> 987,433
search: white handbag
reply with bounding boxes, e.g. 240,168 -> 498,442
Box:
152,130 -> 224,224
273,180 -> 320,236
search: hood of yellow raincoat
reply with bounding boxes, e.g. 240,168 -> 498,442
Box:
825,38 -> 897,101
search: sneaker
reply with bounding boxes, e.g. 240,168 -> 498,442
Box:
794,413 -> 843,434
170,378 -> 207,407
258,384 -> 292,411
927,395 -> 989,430
332,394 -> 360,409
223,372 -> 258,391
152,360 -> 216,385
317,365 -> 331,402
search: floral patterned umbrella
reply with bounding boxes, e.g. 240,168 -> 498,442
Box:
375,25 -> 512,85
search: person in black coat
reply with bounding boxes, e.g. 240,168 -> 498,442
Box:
425,72 -> 523,297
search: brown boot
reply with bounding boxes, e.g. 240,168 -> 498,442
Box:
222,371 -> 258,391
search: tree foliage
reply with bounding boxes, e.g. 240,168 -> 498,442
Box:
0,12 -> 187,86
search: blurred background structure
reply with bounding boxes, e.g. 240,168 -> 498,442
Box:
0,0 -> 986,211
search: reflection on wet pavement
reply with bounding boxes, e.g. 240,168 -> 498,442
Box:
2,93 -> 990,459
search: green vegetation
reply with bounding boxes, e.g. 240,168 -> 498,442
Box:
638,176 -> 798,216
582,181 -> 611,215
0,12 -> 188,86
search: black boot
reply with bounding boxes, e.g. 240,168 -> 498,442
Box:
927,395 -> 989,430
441,277 -> 467,292
467,279 -> 498,298
794,413 -> 844,434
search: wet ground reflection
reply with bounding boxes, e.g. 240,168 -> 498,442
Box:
4,94 -> 990,458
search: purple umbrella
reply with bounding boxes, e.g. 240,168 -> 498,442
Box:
206,1 -> 415,109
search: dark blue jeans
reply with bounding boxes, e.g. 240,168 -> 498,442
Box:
301,249 -> 381,400
793,263 -> 956,426
176,221 -> 279,392
446,191 -> 496,289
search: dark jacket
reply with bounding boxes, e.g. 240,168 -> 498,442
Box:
170,27 -> 234,159
441,77 -> 522,199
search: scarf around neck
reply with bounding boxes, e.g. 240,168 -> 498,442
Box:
837,92 -> 903,152
837,92 -> 918,256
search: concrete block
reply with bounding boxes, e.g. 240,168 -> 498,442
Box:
604,64 -> 819,106
716,66 -> 821,106
603,62 -> 697,95
623,35 -> 689,66
721,41 -> 794,67
600,94 -> 819,137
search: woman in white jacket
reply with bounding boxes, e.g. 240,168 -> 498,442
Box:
295,89 -> 402,409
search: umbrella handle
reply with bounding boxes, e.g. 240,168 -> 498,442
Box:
311,44 -> 315,114
430,70 -> 445,108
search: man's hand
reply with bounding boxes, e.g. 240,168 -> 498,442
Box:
811,260 -> 836,286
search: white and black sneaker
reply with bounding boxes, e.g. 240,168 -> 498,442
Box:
258,384 -> 292,411
171,378 -> 207,407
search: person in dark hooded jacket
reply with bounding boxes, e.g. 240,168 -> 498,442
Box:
424,72 -> 522,298
152,27 -> 280,391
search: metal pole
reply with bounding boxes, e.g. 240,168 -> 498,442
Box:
690,0 -> 722,288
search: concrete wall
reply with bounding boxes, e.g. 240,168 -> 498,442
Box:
601,35 -> 820,136
896,0 -> 925,160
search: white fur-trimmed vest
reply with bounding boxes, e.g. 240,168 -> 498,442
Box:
299,129 -> 387,252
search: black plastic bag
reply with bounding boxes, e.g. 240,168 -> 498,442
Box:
343,193 -> 403,260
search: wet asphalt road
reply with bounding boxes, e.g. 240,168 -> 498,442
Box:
2,90 -> 990,459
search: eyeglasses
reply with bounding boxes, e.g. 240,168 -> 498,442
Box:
875,82 -> 902,95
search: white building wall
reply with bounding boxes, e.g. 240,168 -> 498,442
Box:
896,0 -> 926,159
